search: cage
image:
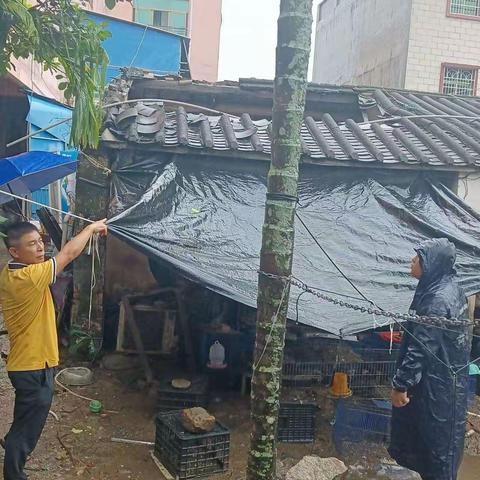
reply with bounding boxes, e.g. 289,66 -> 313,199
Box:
283,348 -> 398,399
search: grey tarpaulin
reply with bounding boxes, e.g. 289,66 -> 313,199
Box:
107,153 -> 480,336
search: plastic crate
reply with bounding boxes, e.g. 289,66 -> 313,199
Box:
333,399 -> 391,453
154,412 -> 230,479
277,402 -> 316,443
157,376 -> 209,411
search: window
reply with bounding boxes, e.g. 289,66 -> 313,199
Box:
441,64 -> 478,96
152,9 -> 187,36
449,0 -> 480,17
153,10 -> 170,29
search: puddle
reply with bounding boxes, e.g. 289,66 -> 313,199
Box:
459,455 -> 480,480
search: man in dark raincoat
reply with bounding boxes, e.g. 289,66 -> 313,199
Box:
389,238 -> 471,480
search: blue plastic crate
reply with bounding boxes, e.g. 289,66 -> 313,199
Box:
333,399 -> 391,453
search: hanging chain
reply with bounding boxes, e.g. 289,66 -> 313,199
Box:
259,271 -> 473,328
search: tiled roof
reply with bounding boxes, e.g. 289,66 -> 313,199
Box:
102,87 -> 480,170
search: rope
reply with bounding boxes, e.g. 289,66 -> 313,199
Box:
86,234 -> 101,331
295,211 -> 373,305
1,190 -> 94,225
55,368 -> 96,403
79,152 -> 111,175
129,26 -> 148,67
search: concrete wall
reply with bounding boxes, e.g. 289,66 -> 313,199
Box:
10,57 -> 63,102
85,0 -> 133,20
405,0 -> 480,94
458,176 -> 480,212
312,0 -> 412,88
105,236 -> 158,302
188,0 -> 222,82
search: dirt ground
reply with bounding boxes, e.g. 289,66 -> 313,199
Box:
0,344 -> 337,480
1,337 -> 479,479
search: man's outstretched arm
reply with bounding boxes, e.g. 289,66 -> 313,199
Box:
55,220 -> 108,274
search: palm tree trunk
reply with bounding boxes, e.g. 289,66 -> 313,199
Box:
246,1 -> 313,479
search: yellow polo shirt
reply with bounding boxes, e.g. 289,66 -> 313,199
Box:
0,259 -> 58,371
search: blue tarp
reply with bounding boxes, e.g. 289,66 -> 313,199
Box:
87,12 -> 184,82
0,151 -> 77,205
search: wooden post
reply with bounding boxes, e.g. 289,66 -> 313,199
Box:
246,1 -> 313,479
70,151 -> 110,341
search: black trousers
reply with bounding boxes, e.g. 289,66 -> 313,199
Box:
3,368 -> 55,480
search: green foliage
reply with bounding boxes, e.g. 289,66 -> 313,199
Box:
0,0 -> 113,148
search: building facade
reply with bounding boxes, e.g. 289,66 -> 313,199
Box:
84,0 -> 133,21
134,0 -> 189,36
313,0 -> 480,96
133,0 -> 222,82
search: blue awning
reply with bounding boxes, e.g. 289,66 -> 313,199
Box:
27,95 -> 72,145
0,151 -> 77,204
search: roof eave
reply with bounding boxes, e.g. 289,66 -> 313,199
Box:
101,141 -> 474,173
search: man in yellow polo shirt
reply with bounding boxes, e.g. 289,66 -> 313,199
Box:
0,219 -> 107,480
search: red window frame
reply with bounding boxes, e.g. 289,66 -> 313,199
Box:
439,63 -> 479,96
447,0 -> 480,21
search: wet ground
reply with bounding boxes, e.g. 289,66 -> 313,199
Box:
459,455 -> 480,480
1,343 -> 479,480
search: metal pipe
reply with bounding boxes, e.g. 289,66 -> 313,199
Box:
8,102 -> 480,151
6,98 -> 239,149
358,114 -> 480,126
7,118 -> 72,148
111,437 -> 154,446
103,98 -> 237,117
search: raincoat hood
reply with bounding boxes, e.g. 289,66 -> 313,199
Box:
411,238 -> 457,313
416,238 -> 456,283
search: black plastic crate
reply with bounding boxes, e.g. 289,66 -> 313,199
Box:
333,399 -> 391,453
157,375 -> 209,411
277,402 -> 316,443
154,411 -> 230,479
